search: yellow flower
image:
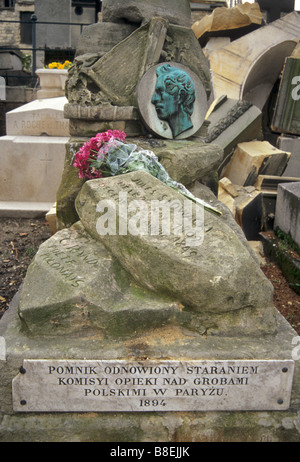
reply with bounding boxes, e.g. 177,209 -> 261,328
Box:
46,60 -> 72,69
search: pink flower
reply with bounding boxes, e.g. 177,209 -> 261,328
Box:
73,130 -> 126,179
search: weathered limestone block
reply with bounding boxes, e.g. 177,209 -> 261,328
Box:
56,137 -> 223,230
163,24 -> 212,99
130,137 -> 223,186
102,0 -> 192,27
223,141 -> 291,186
75,22 -> 137,57
275,182 -> 300,249
64,105 -> 144,138
209,12 -> 300,110
217,177 -> 238,216
205,97 -> 263,159
65,17 -> 212,138
192,2 -> 262,40
217,178 -> 263,240
188,180 -> 261,265
66,18 -> 168,108
277,136 -> 300,177
56,139 -> 86,230
75,170 -> 277,335
234,188 -> 263,241
18,223 -> 182,337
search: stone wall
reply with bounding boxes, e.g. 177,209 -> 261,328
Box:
0,8 -> 20,46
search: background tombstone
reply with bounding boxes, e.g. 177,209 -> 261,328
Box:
277,136 -> 300,177
275,182 -> 300,248
0,97 -> 69,217
271,56 -> 300,136
209,12 -> 300,110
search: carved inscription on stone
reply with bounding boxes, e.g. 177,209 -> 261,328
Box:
38,238 -> 99,288
12,360 -> 294,412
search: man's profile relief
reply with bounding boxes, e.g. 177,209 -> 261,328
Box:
151,64 -> 196,138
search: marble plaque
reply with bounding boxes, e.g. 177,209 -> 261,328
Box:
12,359 -> 294,413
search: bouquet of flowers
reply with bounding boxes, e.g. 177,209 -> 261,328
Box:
73,130 -> 127,180
45,60 -> 72,70
73,130 -> 221,215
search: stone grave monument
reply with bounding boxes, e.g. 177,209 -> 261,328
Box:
0,96 -> 70,217
0,0 -> 300,442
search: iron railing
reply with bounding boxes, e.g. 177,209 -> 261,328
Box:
0,15 -> 92,77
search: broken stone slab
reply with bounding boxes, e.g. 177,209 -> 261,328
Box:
216,178 -> 264,240
277,136 -> 300,177
75,170 -> 277,335
234,188 -> 264,241
218,177 -> 239,198
208,12 -> 300,110
66,17 -> 168,109
75,22 -> 137,57
128,137 -> 223,186
275,182 -> 300,249
217,183 -> 236,217
183,180 -> 267,267
192,2 -> 263,41
56,137 -> 223,230
65,20 -> 212,110
203,37 -> 231,55
204,97 -> 263,160
17,222 -> 182,337
217,177 -> 239,216
272,56 -> 300,136
223,141 -> 291,187
102,0 -> 192,27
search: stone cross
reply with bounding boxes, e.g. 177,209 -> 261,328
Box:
257,0 -> 295,23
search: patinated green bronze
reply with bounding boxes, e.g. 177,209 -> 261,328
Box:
151,64 -> 196,138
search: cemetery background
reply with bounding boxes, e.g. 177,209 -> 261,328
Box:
1,0 -> 300,442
